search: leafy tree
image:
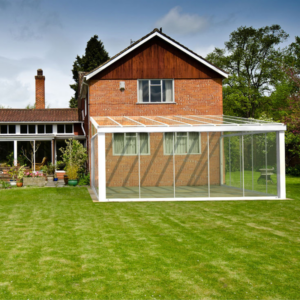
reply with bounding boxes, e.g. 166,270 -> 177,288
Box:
69,35 -> 110,108
284,36 -> 300,69
206,25 -> 289,118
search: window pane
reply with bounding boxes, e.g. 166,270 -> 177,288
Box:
140,133 -> 149,154
66,125 -> 73,133
57,125 -> 64,133
29,125 -> 36,134
189,132 -> 200,153
21,125 -> 28,134
175,133 -> 187,154
125,133 -> 137,155
151,80 -> 160,85
163,80 -> 173,102
139,80 -> 149,102
9,125 -> 16,134
38,125 -> 45,134
46,125 -> 53,134
150,86 -> 161,102
113,133 -> 124,155
0,125 -> 7,134
164,132 -> 173,154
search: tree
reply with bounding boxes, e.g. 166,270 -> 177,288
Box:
69,35 -> 110,108
206,25 -> 289,118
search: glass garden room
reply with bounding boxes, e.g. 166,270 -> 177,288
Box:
90,115 -> 286,201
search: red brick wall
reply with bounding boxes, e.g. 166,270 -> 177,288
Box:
89,79 -> 223,117
105,132 -> 220,188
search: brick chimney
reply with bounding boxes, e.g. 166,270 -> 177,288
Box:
35,69 -> 45,109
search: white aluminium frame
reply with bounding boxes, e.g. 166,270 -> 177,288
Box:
91,116 -> 286,202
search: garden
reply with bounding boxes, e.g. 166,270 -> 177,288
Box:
0,139 -> 89,189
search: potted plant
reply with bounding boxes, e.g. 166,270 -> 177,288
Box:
67,165 -> 79,186
8,166 -> 18,186
53,173 -> 58,182
17,166 -> 26,187
43,163 -> 56,181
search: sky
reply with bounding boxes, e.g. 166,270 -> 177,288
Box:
0,0 -> 299,109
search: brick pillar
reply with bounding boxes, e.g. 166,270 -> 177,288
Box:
35,69 -> 45,109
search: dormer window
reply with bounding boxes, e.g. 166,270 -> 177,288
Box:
138,79 -> 174,103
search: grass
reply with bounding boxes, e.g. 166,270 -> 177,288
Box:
0,179 -> 299,299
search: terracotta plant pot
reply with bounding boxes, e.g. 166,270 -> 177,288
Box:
17,182 -> 23,187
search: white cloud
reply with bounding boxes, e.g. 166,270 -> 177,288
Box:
155,7 -> 210,35
195,45 -> 215,58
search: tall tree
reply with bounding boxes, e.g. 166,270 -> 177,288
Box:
206,25 -> 289,118
69,35 -> 110,108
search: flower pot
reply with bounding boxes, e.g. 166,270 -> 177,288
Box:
68,179 -> 78,186
54,178 -> 58,182
3,170 -> 8,175
10,180 -> 17,186
17,182 -> 23,187
64,175 -> 68,185
47,176 -> 54,181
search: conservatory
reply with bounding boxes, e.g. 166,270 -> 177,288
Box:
90,115 -> 286,202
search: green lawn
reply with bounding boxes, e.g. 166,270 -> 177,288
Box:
0,179 -> 300,299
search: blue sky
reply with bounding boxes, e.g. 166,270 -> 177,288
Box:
0,0 -> 299,108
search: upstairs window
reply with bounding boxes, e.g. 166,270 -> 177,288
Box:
0,125 -> 15,134
57,124 -> 73,134
138,79 -> 174,103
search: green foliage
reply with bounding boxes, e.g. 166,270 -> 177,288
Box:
17,166 -> 26,182
286,165 -> 300,177
66,165 -> 79,180
69,35 -> 110,108
42,163 -> 56,176
206,25 -> 289,118
59,139 -> 87,172
6,152 -> 14,167
78,173 -> 90,185
8,166 -> 18,180
0,180 -> 10,189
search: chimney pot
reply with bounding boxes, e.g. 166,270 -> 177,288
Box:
37,69 -> 43,76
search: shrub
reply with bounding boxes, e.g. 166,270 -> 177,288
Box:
78,173 -> 90,185
66,165 -> 79,180
286,165 -> 300,177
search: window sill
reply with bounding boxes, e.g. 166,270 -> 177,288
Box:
136,102 -> 176,105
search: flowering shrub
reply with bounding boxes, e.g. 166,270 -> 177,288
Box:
24,172 -> 44,178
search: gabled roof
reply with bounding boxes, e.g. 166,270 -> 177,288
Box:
85,28 -> 229,81
0,108 -> 79,123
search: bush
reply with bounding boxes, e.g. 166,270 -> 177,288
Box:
66,165 -> 79,180
286,165 -> 300,177
78,173 -> 90,185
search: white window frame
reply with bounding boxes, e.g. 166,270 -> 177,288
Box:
0,124 -> 16,135
163,132 -> 201,155
137,79 -> 174,103
113,133 -> 150,156
57,124 -> 74,135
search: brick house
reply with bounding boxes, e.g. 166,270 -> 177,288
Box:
0,69 -> 86,180
77,29 -> 286,201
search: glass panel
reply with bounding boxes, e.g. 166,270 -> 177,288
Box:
266,132 -> 277,196
35,141 -> 51,171
57,125 -> 64,134
106,133 -> 139,199
150,80 -> 160,85
163,80 -> 173,102
243,134 -> 253,194
188,132 -> 200,154
92,136 -> 98,197
164,133 -> 173,154
20,125 -> 28,134
9,125 -> 16,134
113,133 -> 124,155
29,125 -> 35,134
248,133 -> 267,196
140,133 -> 149,154
66,125 -> 73,134
125,133 -> 137,155
141,133 -> 174,198
1,125 -> 8,134
139,80 -> 149,102
150,86 -> 161,102
46,125 -> 53,134
175,132 -> 187,154
38,125 -> 45,134
220,134 -> 243,197
0,141 -> 13,164
175,132 -> 209,198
